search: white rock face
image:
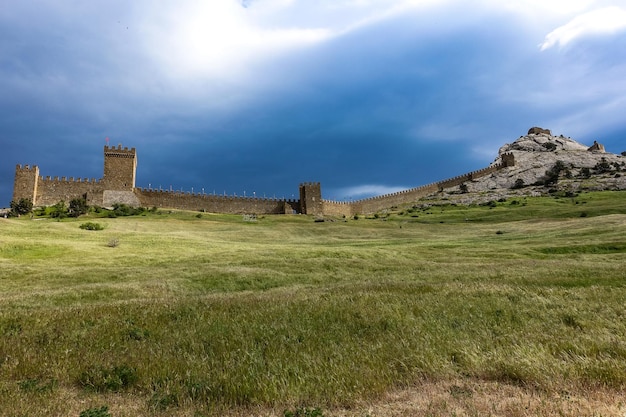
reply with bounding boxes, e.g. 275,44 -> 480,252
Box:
438,132 -> 626,204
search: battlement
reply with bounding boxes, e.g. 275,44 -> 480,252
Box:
16,164 -> 39,171
104,145 -> 136,158
103,143 -> 137,190
41,176 -> 99,184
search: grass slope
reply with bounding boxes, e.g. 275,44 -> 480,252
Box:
1,191 -> 625,416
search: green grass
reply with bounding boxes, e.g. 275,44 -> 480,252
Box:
1,191 -> 626,415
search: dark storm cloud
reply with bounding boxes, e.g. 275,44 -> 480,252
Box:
2,1 -> 626,206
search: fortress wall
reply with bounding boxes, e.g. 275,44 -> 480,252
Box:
436,164 -> 501,189
321,200 -> 353,217
351,184 -> 440,214
345,162 -> 508,214
135,189 -> 299,214
35,177 -> 103,206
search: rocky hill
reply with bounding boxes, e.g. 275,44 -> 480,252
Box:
432,128 -> 626,204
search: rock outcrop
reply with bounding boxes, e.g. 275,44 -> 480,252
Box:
588,141 -> 606,153
436,129 -> 625,204
528,127 -> 552,136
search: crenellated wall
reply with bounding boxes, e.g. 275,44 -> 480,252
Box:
135,188 -> 301,214
36,176 -> 103,206
13,144 -> 514,216
330,154 -> 515,215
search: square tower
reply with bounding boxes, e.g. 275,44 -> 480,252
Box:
102,145 -> 137,191
13,164 -> 39,204
299,182 -> 323,215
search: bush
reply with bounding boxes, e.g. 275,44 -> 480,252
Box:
49,201 -> 68,219
78,365 -> 138,392
79,222 -> 104,231
112,203 -> 145,217
543,161 -> 566,186
69,197 -> 89,217
594,157 -> 611,174
511,178 -> 525,189
284,408 -> 324,417
580,167 -> 591,179
80,406 -> 111,417
9,198 -> 33,216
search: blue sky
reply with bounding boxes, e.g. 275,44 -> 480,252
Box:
2,0 -> 626,206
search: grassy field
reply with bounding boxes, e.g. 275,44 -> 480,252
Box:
1,191 -> 625,416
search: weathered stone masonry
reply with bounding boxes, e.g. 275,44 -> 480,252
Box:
13,145 -> 515,216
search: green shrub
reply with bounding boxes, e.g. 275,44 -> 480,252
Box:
284,407 -> 324,417
9,198 -> 33,216
511,178 -> 525,189
150,392 -> 179,411
78,365 -> 138,392
79,405 -> 111,417
79,222 -> 104,231
594,157 -> 611,174
112,203 -> 145,217
18,378 -> 56,393
69,197 -> 89,217
579,167 -> 591,178
49,201 -> 68,219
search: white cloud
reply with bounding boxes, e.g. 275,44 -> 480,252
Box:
140,2 -> 332,81
333,184 -> 408,200
138,0 -> 455,82
540,6 -> 626,50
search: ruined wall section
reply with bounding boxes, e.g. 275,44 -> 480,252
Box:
135,189 -> 301,214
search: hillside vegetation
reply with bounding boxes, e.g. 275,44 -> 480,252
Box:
1,191 -> 626,416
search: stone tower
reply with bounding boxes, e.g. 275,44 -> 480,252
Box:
299,182 -> 323,216
13,164 -> 39,204
102,145 -> 137,191
501,152 -> 515,167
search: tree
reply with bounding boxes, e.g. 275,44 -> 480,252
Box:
9,198 -> 33,216
69,197 -> 89,217
511,178 -> 525,189
580,167 -> 591,179
593,157 -> 611,174
50,201 -> 68,219
543,160 -> 565,186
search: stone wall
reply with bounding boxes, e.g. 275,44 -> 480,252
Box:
340,155 -> 514,215
135,188 -> 300,214
35,177 -> 103,206
13,143 -> 515,216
